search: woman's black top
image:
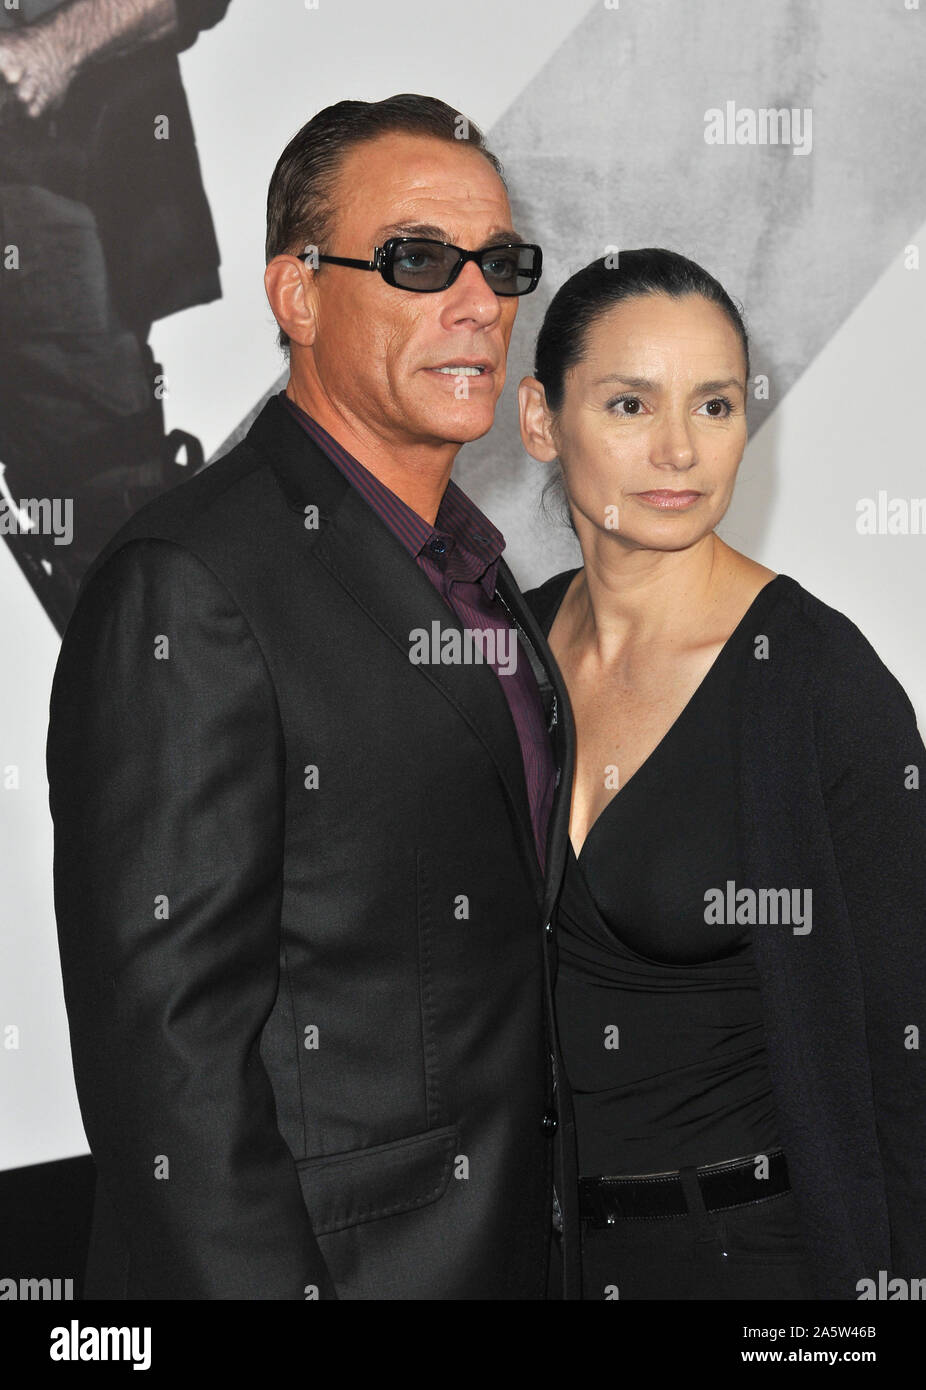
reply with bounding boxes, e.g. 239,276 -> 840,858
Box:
539,573 -> 789,1178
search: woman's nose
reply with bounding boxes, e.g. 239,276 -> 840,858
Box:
649,414 -> 696,470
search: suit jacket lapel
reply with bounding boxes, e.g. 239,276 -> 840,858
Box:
496,560 -> 576,917
249,396 -> 547,896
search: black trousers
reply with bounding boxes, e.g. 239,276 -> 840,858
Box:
580,1174 -> 816,1300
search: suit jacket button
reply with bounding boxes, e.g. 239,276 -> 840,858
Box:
542,1111 -> 558,1135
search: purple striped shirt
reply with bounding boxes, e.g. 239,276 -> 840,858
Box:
279,390 -> 554,872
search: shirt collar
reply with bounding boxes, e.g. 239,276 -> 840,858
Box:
279,391 -> 506,596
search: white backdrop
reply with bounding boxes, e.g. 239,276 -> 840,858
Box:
2,0 -> 923,1171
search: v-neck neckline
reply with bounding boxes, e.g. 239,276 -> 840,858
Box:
543,572 -> 787,867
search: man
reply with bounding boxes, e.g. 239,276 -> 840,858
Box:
47,94 -> 578,1300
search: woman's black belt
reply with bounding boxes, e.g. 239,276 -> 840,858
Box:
579,1149 -> 791,1225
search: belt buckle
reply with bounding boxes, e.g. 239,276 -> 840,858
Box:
582,1177 -> 620,1227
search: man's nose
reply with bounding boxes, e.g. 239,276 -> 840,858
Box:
439,258 -> 504,326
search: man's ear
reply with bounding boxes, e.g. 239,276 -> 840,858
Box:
518,377 -> 558,463
264,254 -> 318,348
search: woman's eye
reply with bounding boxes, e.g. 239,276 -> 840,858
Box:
607,395 -> 644,416
606,395 -> 735,418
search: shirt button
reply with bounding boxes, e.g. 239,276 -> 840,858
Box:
544,920 -> 553,936
428,536 -> 447,556
542,1111 -> 558,1135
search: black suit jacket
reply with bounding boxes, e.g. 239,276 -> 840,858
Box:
46,394 -> 580,1300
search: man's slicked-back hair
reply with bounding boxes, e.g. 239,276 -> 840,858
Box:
265,94 -> 507,352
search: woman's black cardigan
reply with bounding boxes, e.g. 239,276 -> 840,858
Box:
525,569 -> 926,1300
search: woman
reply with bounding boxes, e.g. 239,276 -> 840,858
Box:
519,249 -> 926,1301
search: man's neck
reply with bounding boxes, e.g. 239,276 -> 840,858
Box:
285,381 -> 457,527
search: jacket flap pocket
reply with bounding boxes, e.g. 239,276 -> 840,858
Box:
295,1124 -> 458,1236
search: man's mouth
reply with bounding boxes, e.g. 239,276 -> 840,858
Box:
426,362 -> 491,376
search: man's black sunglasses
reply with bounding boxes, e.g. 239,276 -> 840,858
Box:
297,236 -> 543,296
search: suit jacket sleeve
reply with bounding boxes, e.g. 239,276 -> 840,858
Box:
816,618 -> 926,1280
47,537 -> 337,1299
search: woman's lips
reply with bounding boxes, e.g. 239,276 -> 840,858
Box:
634,490 -> 702,510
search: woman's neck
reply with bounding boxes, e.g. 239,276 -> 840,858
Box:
564,531 -> 732,663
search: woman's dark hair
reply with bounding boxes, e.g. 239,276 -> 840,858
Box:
533,248 -> 751,532
265,94 -> 506,351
